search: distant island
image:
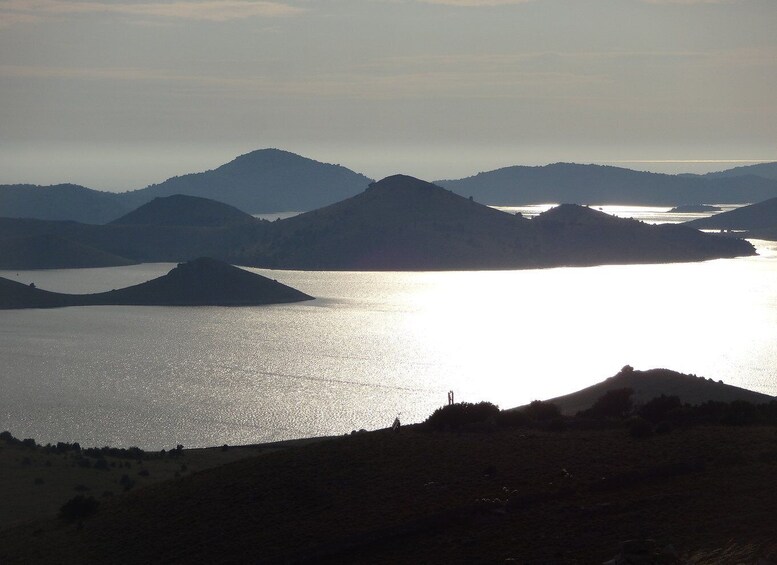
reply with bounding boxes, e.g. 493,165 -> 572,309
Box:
0,257 -> 313,309
0,177 -> 756,271
0,149 -> 373,223
668,204 -> 722,213
235,175 -> 756,270
2,150 -> 777,225
436,162 -> 777,207
685,196 -> 777,240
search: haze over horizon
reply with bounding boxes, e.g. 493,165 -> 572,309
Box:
2,0 -> 775,190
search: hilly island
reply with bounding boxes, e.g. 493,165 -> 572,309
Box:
4,150 -> 777,225
0,258 -> 313,309
0,176 -> 755,272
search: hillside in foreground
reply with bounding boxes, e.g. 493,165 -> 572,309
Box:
542,366 -> 774,415
0,257 -> 312,309
0,367 -> 775,563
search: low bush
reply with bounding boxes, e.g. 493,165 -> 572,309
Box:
638,394 -> 681,424
523,400 -> 561,421
628,416 -> 654,439
583,388 -> 634,420
425,401 -> 499,431
496,409 -> 532,428
59,495 -> 99,522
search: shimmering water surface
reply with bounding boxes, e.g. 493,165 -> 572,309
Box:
1,208 -> 775,449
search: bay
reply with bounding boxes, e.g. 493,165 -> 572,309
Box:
1,208 -> 775,450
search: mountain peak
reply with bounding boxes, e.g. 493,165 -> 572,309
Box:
367,175 -> 441,192
220,148 -> 312,170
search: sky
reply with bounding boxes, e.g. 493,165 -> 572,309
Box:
1,0 -> 776,191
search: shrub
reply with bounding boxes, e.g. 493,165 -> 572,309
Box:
628,416 -> 654,439
724,400 -> 759,426
119,474 -> 135,491
523,400 -> 561,421
496,409 -> 531,428
584,388 -> 634,420
425,401 -> 500,431
59,495 -> 99,522
638,394 -> 682,424
655,420 -> 674,434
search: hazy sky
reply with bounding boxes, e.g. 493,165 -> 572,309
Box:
1,0 -> 776,190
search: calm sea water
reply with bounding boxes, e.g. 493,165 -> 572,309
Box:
1,208 -> 775,449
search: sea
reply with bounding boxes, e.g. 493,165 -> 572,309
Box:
1,205 -> 776,450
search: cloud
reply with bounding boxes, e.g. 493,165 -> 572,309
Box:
640,0 -> 736,4
417,0 -> 533,5
0,0 -> 302,26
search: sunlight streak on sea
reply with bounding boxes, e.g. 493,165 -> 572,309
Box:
1,207 -> 775,449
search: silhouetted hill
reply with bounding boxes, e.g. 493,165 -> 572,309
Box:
686,196 -> 777,232
234,176 -> 754,270
111,195 -> 258,227
0,150 -> 372,223
0,258 -> 312,309
702,162 -> 777,181
529,204 -> 753,266
0,176 -> 755,270
540,367 -> 774,415
239,174 -> 536,270
436,163 -> 777,206
119,149 -> 373,213
0,203 -> 271,268
0,234 -> 135,270
0,184 -> 128,223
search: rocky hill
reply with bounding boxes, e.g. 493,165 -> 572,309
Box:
0,257 -> 312,309
541,366 -> 774,415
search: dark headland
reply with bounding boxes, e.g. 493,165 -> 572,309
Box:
0,257 -> 313,309
685,196 -> 777,240
0,367 -> 775,563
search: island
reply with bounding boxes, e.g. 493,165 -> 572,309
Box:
685,196 -> 777,240
0,257 -> 313,309
668,204 -> 722,213
0,176 -> 758,271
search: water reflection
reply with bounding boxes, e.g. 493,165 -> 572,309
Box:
0,225 -> 775,449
